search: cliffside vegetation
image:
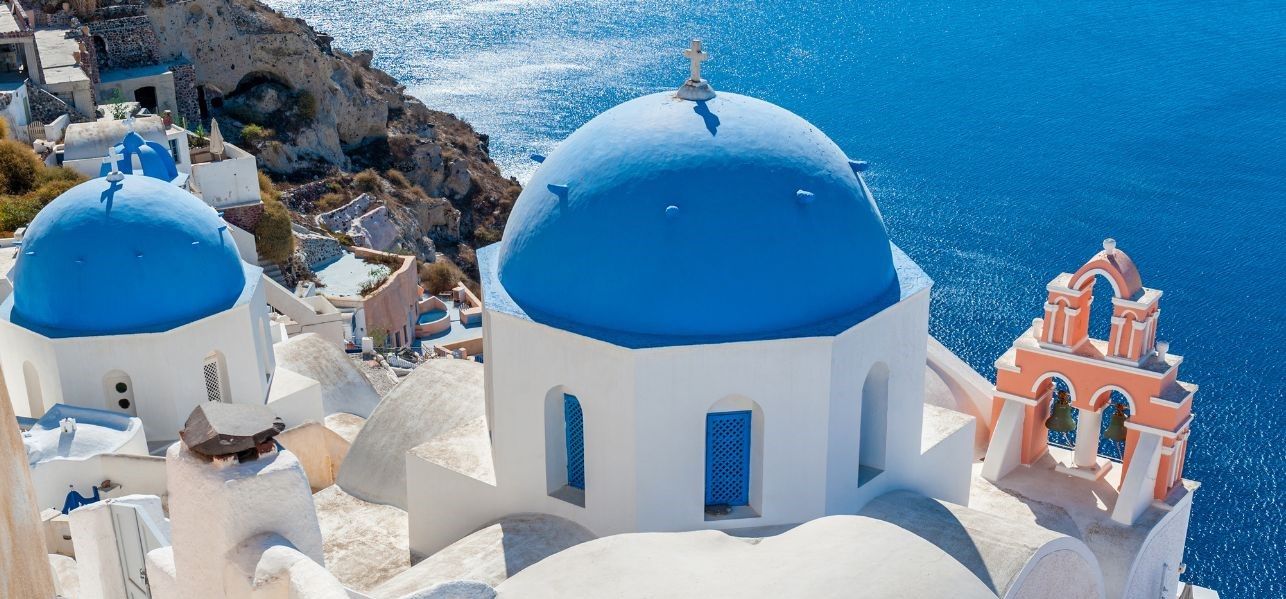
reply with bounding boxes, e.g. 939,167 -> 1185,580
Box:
254,172 -> 295,264
0,121 -> 86,235
420,260 -> 466,295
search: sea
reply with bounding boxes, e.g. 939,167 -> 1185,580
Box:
265,1 -> 1285,595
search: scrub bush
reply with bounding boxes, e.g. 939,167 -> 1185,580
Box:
255,172 -> 295,263
353,169 -> 382,193
240,123 -> 274,144
420,260 -> 463,295
0,140 -> 43,195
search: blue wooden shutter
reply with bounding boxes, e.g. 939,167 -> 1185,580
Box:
565,394 -> 585,489
705,411 -> 751,506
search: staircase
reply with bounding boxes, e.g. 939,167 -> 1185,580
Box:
259,260 -> 289,288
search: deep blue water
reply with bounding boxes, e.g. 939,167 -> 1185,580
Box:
266,1 -> 1285,595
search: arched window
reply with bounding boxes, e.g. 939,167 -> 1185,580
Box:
544,387 -> 585,506
103,370 -> 135,415
22,361 -> 43,418
859,362 -> 890,485
202,352 -> 229,403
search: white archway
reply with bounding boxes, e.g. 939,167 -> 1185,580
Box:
544,385 -> 586,506
859,362 -> 890,484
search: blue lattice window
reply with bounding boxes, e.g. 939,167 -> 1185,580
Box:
565,394 -> 585,490
705,411 -> 751,506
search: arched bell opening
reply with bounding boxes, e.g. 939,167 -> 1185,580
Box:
1085,273 -> 1118,343
1041,377 -> 1077,450
1039,375 -> 1108,476
1095,390 -> 1133,461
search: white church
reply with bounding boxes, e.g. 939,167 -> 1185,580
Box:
0,41 -> 1217,599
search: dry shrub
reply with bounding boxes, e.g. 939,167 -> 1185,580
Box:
420,260 -> 463,295
353,169 -> 382,193
384,169 -> 411,189
0,140 -> 42,195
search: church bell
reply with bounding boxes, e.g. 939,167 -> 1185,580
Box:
1044,391 -> 1076,433
1104,404 -> 1129,442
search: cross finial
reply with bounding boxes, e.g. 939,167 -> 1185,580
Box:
677,39 -> 716,101
123,115 -> 136,132
104,146 -> 124,182
683,39 -> 709,84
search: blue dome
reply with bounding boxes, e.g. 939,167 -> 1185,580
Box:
497,91 -> 898,339
9,175 -> 247,337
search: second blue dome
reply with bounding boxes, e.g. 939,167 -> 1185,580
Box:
9,175 -> 248,338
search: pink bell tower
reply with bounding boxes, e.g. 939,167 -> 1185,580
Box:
982,239 -> 1196,525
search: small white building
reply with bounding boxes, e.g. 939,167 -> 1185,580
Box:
60,116 -> 192,181
0,173 -> 277,441
58,116 -> 262,212
404,75 -> 975,554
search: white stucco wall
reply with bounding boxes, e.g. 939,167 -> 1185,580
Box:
0,287 -> 275,441
166,444 -> 324,599
1120,495 -> 1193,599
265,366 -> 325,430
1,83 -> 30,133
189,144 -> 260,209
69,495 -> 170,599
29,452 -> 165,513
410,287 -> 970,556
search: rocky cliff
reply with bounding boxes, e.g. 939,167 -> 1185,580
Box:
143,0 -> 519,275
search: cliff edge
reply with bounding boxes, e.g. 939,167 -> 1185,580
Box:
143,0 -> 519,273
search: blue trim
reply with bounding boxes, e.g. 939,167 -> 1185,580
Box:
34,404 -> 134,432
479,242 -> 930,349
61,485 -> 101,515
564,394 -> 585,490
705,411 -> 751,506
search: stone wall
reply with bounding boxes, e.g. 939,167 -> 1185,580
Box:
316,193 -> 374,232
280,180 -> 331,213
75,34 -> 101,88
295,230 -> 343,269
170,61 -> 200,125
25,82 -> 92,124
221,203 -> 263,233
350,205 -> 398,252
88,16 -> 160,70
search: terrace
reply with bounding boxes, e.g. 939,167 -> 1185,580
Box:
414,284 -> 483,359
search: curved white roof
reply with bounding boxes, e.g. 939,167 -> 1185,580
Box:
497,513 -> 999,598
274,333 -> 382,418
337,359 -> 486,508
22,404 -> 144,467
